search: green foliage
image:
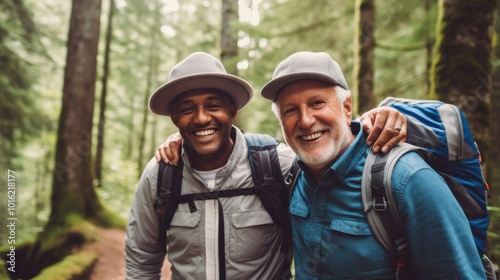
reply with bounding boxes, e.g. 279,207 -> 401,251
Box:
239,94 -> 283,139
240,0 -> 438,128
97,158 -> 141,220
0,0 -> 52,168
0,259 -> 7,279
240,0 -> 356,130
374,0 -> 438,102
244,0 -> 355,88
488,206 -> 500,264
101,0 -> 221,166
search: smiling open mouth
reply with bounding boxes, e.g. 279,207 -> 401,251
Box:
195,129 -> 216,137
301,132 -> 323,141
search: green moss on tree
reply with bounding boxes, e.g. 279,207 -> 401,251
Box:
430,0 -> 496,155
0,259 -> 8,279
31,250 -> 97,280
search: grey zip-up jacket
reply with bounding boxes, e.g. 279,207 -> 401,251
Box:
125,128 -> 297,280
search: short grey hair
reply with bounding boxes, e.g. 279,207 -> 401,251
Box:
271,85 -> 351,120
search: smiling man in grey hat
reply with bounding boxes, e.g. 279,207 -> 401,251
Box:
125,52 -> 298,280
262,51 -> 485,279
126,51 -> 412,280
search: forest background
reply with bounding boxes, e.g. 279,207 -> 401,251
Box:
0,0 -> 499,279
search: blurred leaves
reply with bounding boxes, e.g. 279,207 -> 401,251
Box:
488,206 -> 500,264
0,0 -> 51,167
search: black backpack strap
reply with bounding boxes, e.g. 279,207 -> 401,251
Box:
178,185 -> 288,204
244,133 -> 290,227
153,148 -> 184,252
244,133 -> 297,259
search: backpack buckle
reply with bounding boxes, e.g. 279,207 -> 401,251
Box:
373,196 -> 388,211
153,197 -> 164,210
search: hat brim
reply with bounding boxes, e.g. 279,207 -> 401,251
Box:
261,72 -> 347,101
149,73 -> 254,116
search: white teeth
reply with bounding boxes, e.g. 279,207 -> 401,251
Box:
195,129 -> 216,136
302,132 -> 322,141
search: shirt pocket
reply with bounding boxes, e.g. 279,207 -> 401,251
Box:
328,218 -> 391,278
167,211 -> 203,256
228,210 -> 279,262
289,199 -> 309,218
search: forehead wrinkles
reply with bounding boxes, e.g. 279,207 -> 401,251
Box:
279,90 -> 333,109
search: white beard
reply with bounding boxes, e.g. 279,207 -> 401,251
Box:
295,119 -> 353,172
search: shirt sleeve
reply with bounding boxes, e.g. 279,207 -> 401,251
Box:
393,152 -> 486,279
125,158 -> 167,280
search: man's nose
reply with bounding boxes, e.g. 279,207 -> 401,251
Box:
298,108 -> 315,129
193,107 -> 211,125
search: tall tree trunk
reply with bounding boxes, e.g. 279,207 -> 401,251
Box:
95,0 -> 115,186
48,0 -> 103,228
353,0 -> 376,115
430,0 -> 496,158
221,0 -> 243,128
15,1 -> 105,278
221,0 -> 238,75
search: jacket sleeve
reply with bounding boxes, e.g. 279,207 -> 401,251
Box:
394,153 -> 486,279
125,158 -> 167,280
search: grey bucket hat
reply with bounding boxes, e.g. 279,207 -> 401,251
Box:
149,52 -> 254,116
261,51 -> 349,101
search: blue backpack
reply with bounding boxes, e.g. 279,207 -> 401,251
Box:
361,97 -> 494,279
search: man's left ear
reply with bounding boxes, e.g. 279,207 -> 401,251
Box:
344,96 -> 353,120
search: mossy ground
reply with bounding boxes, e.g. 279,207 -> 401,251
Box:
0,206 -> 126,279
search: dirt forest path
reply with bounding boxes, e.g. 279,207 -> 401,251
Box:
89,228 -> 171,280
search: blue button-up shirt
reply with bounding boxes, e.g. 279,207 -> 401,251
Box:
290,122 -> 485,279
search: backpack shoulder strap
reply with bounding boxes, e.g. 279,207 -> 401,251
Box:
244,133 -> 290,227
361,142 -> 427,257
153,147 -> 184,251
